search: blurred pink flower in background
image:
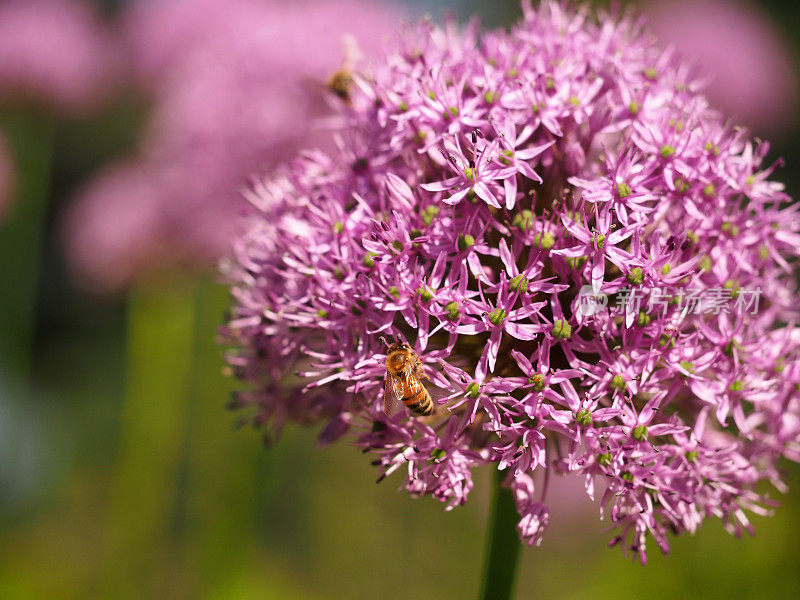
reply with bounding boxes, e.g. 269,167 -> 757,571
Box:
0,0 -> 119,113
643,0 -> 798,136
63,0 -> 403,292
0,131 -> 14,218
62,161 -> 173,293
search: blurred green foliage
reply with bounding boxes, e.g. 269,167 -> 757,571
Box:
1,1 -> 800,599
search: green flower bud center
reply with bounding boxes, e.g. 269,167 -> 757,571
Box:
686,450 -> 699,462
388,286 -> 400,299
463,167 -> 474,182
659,144 -> 675,158
680,360 -> 695,374
723,339 -> 737,357
317,309 -> 329,318
532,231 -> 555,250
729,380 -> 744,392
617,182 -> 632,198
566,256 -> 587,270
363,253 -> 376,268
637,311 -> 650,327
488,308 -> 507,326
724,279 -> 740,298
598,452 -> 612,466
446,301 -> 461,321
418,286 -> 434,302
513,209 -> 534,232
661,263 -> 672,275
703,184 -> 715,197
429,448 -> 447,462
499,148 -> 514,165
391,240 -> 404,252
575,408 -> 592,426
458,233 -> 475,252
632,424 -> 648,441
528,373 -> 546,392
628,101 -> 639,114
627,267 -> 644,285
334,221 -> 344,234
421,205 -> 440,226
466,382 -> 481,399
594,233 -> 606,249
483,90 -> 496,104
610,374 -> 627,392
675,176 -> 691,193
510,274 -> 529,293
720,221 -> 739,237
552,318 -> 572,340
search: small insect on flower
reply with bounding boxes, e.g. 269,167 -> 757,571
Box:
326,34 -> 360,105
382,338 -> 444,417
327,69 -> 353,103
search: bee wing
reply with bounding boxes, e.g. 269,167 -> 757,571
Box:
423,382 -> 456,409
383,374 -> 404,417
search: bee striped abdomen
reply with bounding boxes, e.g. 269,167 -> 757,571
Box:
403,386 -> 433,415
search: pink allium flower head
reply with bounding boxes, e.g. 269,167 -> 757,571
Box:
0,0 -> 119,113
63,0 -> 402,290
223,1 -> 800,561
643,0 -> 798,136
61,161 -> 175,293
0,131 -> 14,218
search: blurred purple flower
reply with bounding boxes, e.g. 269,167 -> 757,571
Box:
0,0 -> 119,113
223,1 -> 800,561
61,161 -> 173,293
643,0 -> 798,136
62,0 -> 403,291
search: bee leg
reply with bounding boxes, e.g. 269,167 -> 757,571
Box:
412,356 -> 428,380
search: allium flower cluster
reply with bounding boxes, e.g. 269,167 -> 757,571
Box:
0,0 -> 118,113
62,0 -> 401,292
224,2 -> 800,561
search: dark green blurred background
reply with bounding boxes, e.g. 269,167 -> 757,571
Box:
1,1 -> 800,598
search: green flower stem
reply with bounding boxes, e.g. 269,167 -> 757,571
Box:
478,468 -> 521,600
180,278 -> 260,592
0,110 -> 54,383
102,276 -> 198,596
